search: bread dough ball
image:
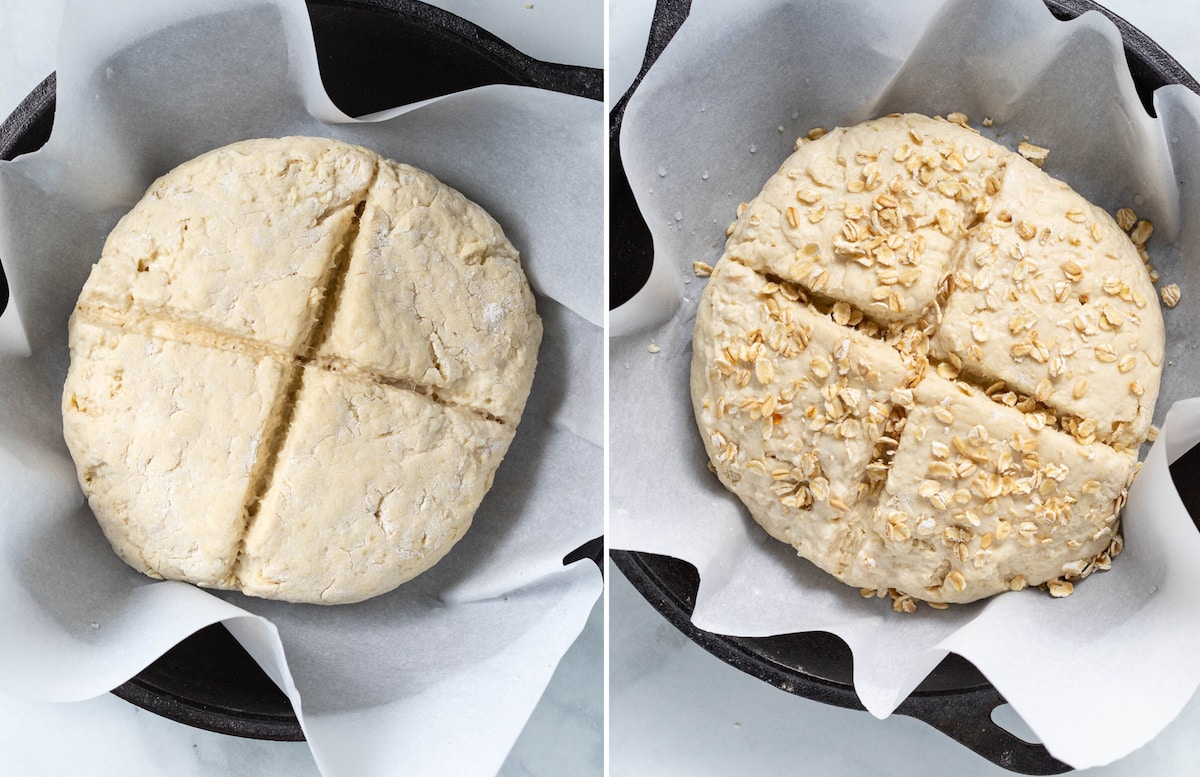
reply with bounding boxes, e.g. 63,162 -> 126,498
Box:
692,114 -> 1162,605
63,136 -> 541,604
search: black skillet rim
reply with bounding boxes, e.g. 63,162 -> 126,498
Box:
610,0 -> 1199,773
0,0 -> 602,742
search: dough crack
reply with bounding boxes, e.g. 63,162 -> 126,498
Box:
71,302 -> 292,362
307,356 -> 507,426
304,198 -> 369,358
231,194 -> 369,581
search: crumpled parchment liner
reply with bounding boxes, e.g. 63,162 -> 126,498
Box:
609,0 -> 1200,768
0,2 -> 602,776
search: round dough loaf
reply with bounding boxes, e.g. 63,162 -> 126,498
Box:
62,136 -> 541,604
691,114 -> 1163,605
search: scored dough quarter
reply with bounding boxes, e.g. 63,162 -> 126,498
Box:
236,367 -> 512,604
79,136 -> 378,353
316,158 -> 540,425
64,319 -> 288,588
691,114 -> 1163,605
62,136 -> 541,605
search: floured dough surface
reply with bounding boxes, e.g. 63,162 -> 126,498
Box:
64,319 -> 287,588
62,136 -> 541,604
692,114 -> 1162,605
316,159 -> 540,425
79,137 -> 378,352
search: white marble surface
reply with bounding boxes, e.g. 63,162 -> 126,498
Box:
609,0 -> 1200,774
0,1 -> 602,775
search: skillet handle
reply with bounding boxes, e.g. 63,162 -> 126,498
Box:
895,690 -> 1070,775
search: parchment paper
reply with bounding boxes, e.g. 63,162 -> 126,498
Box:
0,2 -> 603,776
609,0 -> 1200,768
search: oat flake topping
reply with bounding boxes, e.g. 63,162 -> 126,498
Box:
691,114 -> 1165,607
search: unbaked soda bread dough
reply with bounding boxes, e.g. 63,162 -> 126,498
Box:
63,136 -> 541,604
691,114 -> 1163,606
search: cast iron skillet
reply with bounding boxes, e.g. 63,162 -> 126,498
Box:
609,1 -> 1200,774
0,0 -> 602,742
